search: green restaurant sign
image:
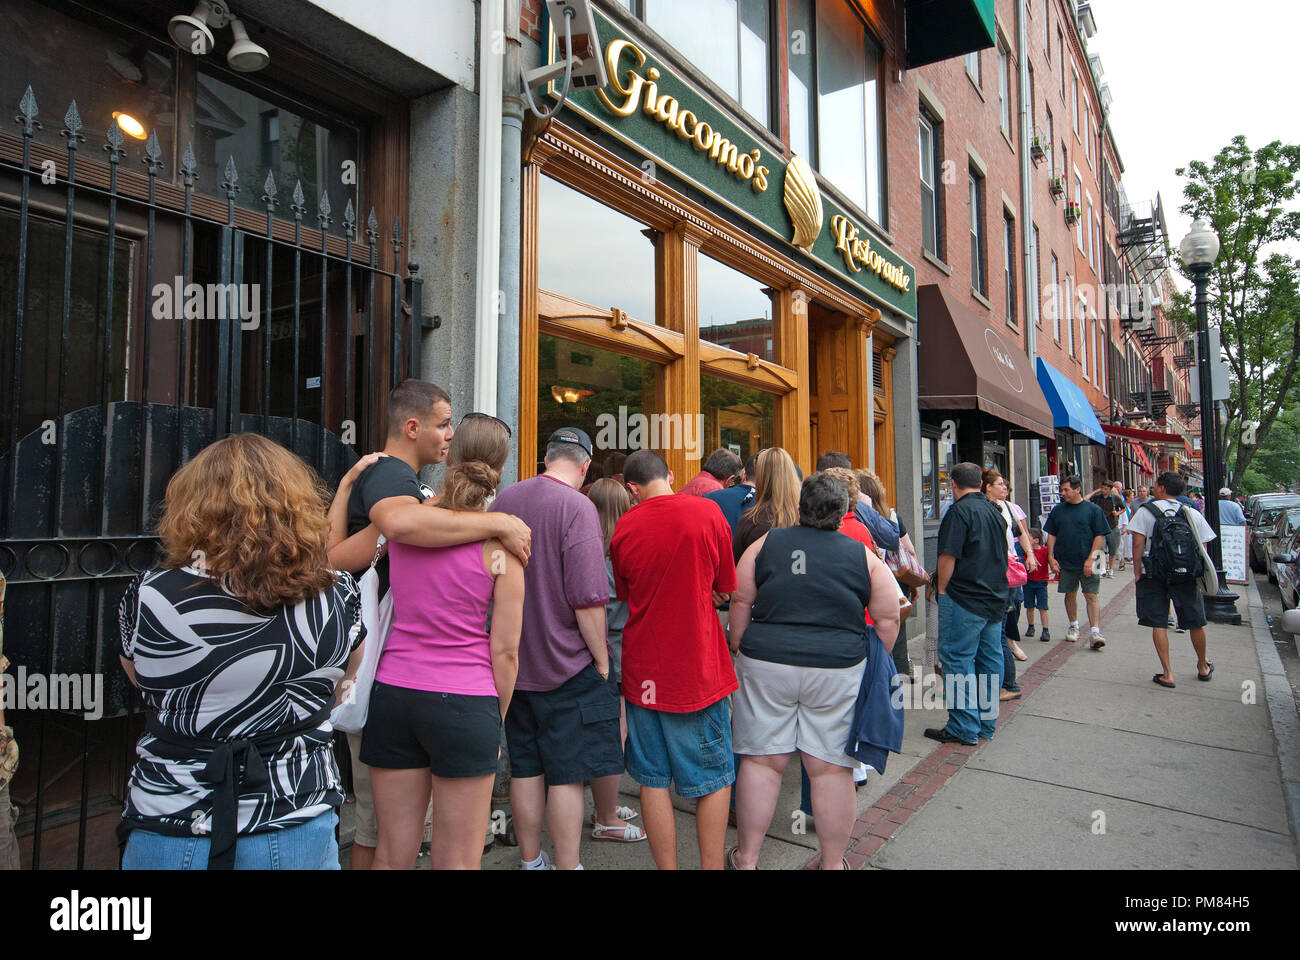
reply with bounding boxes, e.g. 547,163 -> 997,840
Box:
548,10 -> 917,321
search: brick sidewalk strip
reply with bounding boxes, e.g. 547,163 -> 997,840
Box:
804,580 -> 1137,870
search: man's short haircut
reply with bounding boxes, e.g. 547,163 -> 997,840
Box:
545,440 -> 589,467
1157,471 -> 1185,497
387,379 -> 451,437
623,449 -> 669,486
951,462 -> 983,491
702,447 -> 742,481
1060,474 -> 1082,491
799,472 -> 849,531
816,450 -> 853,472
743,451 -> 761,482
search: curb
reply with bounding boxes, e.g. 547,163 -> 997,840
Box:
1243,576 -> 1300,864
811,579 -> 1137,870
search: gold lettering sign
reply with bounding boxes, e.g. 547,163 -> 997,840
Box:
830,215 -> 911,294
595,39 -> 770,193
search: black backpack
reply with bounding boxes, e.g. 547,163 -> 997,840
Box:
1142,502 -> 1204,584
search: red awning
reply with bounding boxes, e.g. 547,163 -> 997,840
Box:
1128,439 -> 1154,476
1104,424 -> 1187,445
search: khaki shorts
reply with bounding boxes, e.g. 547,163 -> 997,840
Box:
731,653 -> 865,768
347,731 -> 431,849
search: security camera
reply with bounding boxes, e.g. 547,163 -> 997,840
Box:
522,0 -> 606,118
548,0 -> 606,90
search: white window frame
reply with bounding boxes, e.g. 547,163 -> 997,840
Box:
966,50 -> 981,86
1066,274 -> 1075,355
919,112 -> 939,257
1051,253 -> 1061,342
997,41 -> 1011,136
1072,68 -> 1080,135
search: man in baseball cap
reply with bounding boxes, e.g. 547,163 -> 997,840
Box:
490,424 -> 638,869
1218,487 -> 1247,527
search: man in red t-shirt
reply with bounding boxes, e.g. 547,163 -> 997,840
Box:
611,449 -> 738,870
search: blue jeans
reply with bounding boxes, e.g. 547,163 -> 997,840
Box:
1002,590 -> 1021,692
937,594 -> 1003,743
122,809 -> 340,870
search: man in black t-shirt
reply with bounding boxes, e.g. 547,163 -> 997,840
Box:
926,462 -> 1009,747
325,379 -> 531,870
1045,476 -> 1110,648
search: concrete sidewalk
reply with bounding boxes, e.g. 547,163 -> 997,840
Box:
343,570 -> 1299,869
865,573 -> 1299,870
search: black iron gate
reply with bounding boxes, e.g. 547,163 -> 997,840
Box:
0,87 -> 426,868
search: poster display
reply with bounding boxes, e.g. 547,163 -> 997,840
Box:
1221,524 -> 1248,584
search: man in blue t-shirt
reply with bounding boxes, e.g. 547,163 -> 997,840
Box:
1044,475 -> 1111,649
702,451 -> 758,532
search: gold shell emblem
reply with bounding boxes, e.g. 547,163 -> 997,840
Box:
783,154 -> 823,253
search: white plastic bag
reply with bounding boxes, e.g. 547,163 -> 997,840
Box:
331,536 -> 392,734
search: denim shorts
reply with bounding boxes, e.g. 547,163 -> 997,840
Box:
122,809 -> 339,870
624,697 -> 735,798
1022,581 -> 1049,610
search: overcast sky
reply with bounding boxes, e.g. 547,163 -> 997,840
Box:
1088,0 -> 1298,266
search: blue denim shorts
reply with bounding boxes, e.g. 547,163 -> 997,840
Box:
624,697 -> 735,798
122,809 -> 340,870
1022,581 -> 1049,610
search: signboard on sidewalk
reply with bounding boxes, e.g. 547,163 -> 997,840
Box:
1221,525 -> 1248,584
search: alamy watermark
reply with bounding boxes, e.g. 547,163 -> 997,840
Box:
2,667 -> 103,720
593,406 -> 705,461
152,276 -> 260,330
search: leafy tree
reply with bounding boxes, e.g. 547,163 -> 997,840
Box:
1235,404 -> 1300,494
1175,136 -> 1300,487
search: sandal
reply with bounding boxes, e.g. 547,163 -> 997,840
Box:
590,805 -> 638,825
1152,675 -> 1176,689
592,821 -> 647,843
726,846 -> 752,870
1198,661 -> 1214,681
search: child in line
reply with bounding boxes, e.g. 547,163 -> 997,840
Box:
1024,529 -> 1052,642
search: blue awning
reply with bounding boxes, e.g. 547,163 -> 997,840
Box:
1035,358 -> 1108,445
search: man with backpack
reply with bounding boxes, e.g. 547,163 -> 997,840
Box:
1128,472 -> 1218,688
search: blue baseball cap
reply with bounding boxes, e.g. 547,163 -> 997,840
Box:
547,427 -> 593,457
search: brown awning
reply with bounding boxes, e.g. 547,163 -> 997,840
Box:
916,285 -> 1055,440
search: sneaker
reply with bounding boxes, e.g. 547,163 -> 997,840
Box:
1040,628 -> 1051,642
1091,633 -> 1106,650
1065,625 -> 1080,643
1025,624 -> 1036,638
521,850 -> 552,870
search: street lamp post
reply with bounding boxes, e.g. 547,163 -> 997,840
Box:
1180,218 -> 1240,624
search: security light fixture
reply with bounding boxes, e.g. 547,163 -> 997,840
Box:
111,111 -> 147,139
226,18 -> 269,72
168,2 -> 268,72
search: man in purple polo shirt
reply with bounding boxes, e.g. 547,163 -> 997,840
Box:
491,428 -> 636,870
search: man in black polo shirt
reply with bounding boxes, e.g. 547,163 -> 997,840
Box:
1044,475 -> 1110,649
925,462 -> 1009,746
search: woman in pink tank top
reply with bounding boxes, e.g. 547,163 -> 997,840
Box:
362,414 -> 523,870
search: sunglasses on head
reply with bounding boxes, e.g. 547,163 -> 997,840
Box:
459,412 -> 512,437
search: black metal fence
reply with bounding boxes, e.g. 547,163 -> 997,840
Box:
0,86 -> 424,868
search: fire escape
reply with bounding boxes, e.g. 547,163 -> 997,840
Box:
1116,194 -> 1177,422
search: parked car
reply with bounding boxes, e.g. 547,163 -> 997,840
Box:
1275,526 -> 1300,610
1266,509 -> 1300,584
1248,497 -> 1300,573
1251,503 -> 1300,575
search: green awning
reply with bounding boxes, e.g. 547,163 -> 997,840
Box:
904,0 -> 997,69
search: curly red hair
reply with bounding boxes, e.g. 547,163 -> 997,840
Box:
156,433 -> 335,611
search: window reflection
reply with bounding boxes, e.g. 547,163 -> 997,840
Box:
644,0 -> 769,127
1,0 -> 175,169
194,70 -> 360,217
538,334 -> 660,477
698,254 -> 773,362
538,176 -> 657,324
701,375 -> 774,464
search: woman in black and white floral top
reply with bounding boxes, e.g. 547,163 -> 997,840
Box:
118,433 -> 364,870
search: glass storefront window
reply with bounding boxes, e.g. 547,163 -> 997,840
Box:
538,176 -> 657,324
2,0 -> 175,170
644,0 -> 770,128
701,375 -> 774,465
538,334 -> 659,478
194,70 -> 360,218
921,432 -> 958,521
698,254 -> 773,362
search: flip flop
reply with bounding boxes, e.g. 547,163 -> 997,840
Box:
1152,675 -> 1176,689
1198,661 -> 1215,682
